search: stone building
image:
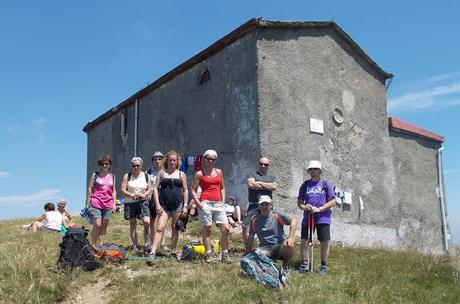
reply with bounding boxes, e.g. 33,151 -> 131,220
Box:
83,18 -> 452,254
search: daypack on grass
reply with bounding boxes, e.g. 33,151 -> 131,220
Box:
181,242 -> 199,261
240,248 -> 282,289
57,227 -> 103,271
181,240 -> 220,261
95,243 -> 127,263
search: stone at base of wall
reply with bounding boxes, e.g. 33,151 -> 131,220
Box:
293,217 -> 446,255
331,219 -> 398,249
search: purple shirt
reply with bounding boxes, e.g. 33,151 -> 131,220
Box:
297,178 -> 335,225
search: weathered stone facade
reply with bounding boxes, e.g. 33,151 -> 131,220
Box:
84,19 -> 451,254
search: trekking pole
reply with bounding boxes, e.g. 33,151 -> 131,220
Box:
307,212 -> 314,272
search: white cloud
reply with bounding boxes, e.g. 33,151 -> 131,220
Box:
0,171 -> 11,178
388,81 -> 460,113
427,71 -> 460,83
0,189 -> 60,206
6,123 -> 22,135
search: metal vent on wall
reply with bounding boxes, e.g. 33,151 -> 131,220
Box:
198,68 -> 210,85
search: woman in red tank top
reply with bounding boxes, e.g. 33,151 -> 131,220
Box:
191,150 -> 231,263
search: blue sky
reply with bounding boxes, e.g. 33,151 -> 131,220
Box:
1,1 -> 459,244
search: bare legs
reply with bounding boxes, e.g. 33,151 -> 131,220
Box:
150,212 -> 168,255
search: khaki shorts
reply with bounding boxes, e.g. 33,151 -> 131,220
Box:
198,200 -> 228,226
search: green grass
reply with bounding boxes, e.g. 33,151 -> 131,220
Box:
0,214 -> 458,304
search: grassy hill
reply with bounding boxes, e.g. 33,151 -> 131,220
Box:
0,213 -> 458,304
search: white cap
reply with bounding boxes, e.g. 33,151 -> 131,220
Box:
203,149 -> 218,159
258,195 -> 272,204
306,160 -> 322,171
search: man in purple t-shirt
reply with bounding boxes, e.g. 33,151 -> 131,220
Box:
297,160 -> 336,275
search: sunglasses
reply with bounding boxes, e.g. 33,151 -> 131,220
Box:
205,157 -> 216,161
99,163 -> 110,166
132,164 -> 141,168
259,163 -> 270,167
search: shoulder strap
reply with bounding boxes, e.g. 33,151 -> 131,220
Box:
144,172 -> 148,182
91,172 -> 98,191
322,178 -> 329,197
272,212 -> 286,226
126,173 -> 132,191
251,217 -> 257,232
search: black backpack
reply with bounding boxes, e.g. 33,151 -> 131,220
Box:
57,228 -> 103,271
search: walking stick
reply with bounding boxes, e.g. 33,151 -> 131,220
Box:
307,212 -> 315,272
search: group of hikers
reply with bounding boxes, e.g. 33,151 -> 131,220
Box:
33,148 -> 336,280
85,149 -> 336,277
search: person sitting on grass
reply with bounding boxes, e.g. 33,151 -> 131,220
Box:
245,195 -> 297,284
29,202 -> 65,233
224,196 -> 242,228
57,199 -> 78,228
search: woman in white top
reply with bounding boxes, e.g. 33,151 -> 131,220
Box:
30,202 -> 64,233
121,157 -> 151,254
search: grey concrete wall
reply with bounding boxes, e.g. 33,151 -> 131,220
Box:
87,33 -> 261,204
255,27 -> 405,250
389,131 -> 443,254
86,106 -> 136,190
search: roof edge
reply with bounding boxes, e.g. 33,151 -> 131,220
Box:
83,18 -> 393,133
389,117 -> 445,143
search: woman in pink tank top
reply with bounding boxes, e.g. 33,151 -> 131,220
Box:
86,155 -> 117,246
191,149 -> 231,263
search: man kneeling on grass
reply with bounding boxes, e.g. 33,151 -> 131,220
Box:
245,195 -> 297,283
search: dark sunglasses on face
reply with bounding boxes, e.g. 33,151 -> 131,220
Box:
205,157 -> 216,161
132,164 -> 141,168
259,163 -> 270,167
100,163 -> 110,166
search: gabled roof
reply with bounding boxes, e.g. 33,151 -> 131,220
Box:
389,117 -> 444,143
83,18 -> 393,133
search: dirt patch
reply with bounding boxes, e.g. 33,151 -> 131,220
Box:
61,279 -> 112,304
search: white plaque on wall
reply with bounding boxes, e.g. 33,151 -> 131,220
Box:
309,117 -> 324,134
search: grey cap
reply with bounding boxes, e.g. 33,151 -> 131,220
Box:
152,151 -> 164,159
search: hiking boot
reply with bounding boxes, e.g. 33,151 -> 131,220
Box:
169,252 -> 179,261
221,252 -> 232,264
297,261 -> 310,273
319,265 -> 327,275
204,253 -> 212,263
143,243 -> 151,254
131,245 -> 143,256
146,253 -> 155,266
279,266 -> 289,286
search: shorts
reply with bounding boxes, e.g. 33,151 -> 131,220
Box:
242,203 -> 259,227
259,244 -> 283,261
124,200 -> 150,220
301,223 -> 330,241
160,201 -> 184,213
198,200 -> 228,227
224,203 -> 235,213
88,206 -> 113,220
